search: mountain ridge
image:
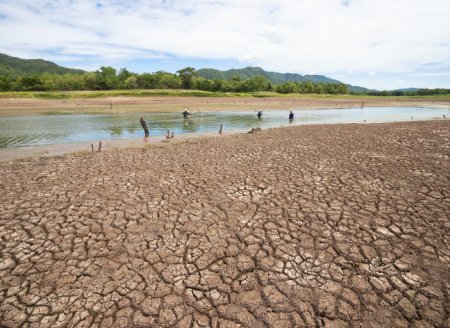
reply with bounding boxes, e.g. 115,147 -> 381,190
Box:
0,53 -> 85,76
196,66 -> 342,84
0,53 -> 421,93
196,67 -> 369,93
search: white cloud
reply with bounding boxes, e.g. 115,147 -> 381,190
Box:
0,0 -> 449,80
410,72 -> 450,77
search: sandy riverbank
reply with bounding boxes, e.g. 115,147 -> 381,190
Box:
0,121 -> 449,327
1,95 -> 449,116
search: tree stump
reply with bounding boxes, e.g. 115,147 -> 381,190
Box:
140,117 -> 149,137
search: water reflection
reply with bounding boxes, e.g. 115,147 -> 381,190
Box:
107,126 -> 124,136
0,107 -> 447,148
181,119 -> 197,133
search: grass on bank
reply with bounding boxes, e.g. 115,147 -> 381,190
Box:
0,89 -> 266,99
1,89 -> 450,100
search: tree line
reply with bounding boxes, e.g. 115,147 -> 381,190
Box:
359,89 -> 450,96
0,66 -> 350,94
0,66 -> 448,96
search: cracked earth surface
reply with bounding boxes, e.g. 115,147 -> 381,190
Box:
1,121 -> 449,328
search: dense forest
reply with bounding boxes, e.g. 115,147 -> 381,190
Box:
0,66 -> 351,94
0,53 -> 449,96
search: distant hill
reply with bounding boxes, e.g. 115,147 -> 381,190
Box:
348,85 -> 373,93
196,66 -> 370,93
0,53 -> 85,76
196,66 -> 341,84
0,53 -> 375,93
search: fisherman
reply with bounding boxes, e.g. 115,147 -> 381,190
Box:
182,109 -> 191,119
289,110 -> 294,120
257,110 -> 263,119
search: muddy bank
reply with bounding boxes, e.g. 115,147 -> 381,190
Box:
1,95 -> 449,116
0,132 -> 223,163
0,121 -> 449,327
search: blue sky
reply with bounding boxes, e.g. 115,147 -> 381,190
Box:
0,0 -> 449,90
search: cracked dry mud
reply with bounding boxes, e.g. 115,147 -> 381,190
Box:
1,121 -> 449,328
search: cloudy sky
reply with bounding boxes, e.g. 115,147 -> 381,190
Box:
0,0 -> 449,89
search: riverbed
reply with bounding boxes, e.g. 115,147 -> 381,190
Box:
0,106 -> 448,148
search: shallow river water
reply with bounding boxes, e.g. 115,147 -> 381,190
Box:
0,106 -> 448,148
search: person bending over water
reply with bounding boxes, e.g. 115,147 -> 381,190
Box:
182,109 -> 191,119
289,110 -> 294,120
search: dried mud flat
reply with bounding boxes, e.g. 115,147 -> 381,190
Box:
0,121 -> 449,328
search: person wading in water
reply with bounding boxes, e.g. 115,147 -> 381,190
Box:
182,109 -> 191,119
289,110 -> 294,120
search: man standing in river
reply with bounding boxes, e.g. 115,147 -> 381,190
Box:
182,109 -> 191,119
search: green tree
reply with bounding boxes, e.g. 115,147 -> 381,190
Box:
136,73 -> 157,89
117,68 -> 133,88
241,75 -> 270,92
124,76 -> 138,89
194,77 -> 214,91
18,75 -> 45,91
83,72 -> 98,90
0,75 -> 17,91
57,74 -> 86,90
177,67 -> 196,89
303,81 -> 314,94
155,72 -> 182,89
40,73 -> 56,91
95,66 -> 118,90
212,79 -> 224,91
314,83 -> 324,94
275,82 -> 298,94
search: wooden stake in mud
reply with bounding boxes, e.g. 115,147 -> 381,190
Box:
140,117 -> 149,137
91,144 -> 94,152
98,141 -> 102,152
219,124 -> 223,135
